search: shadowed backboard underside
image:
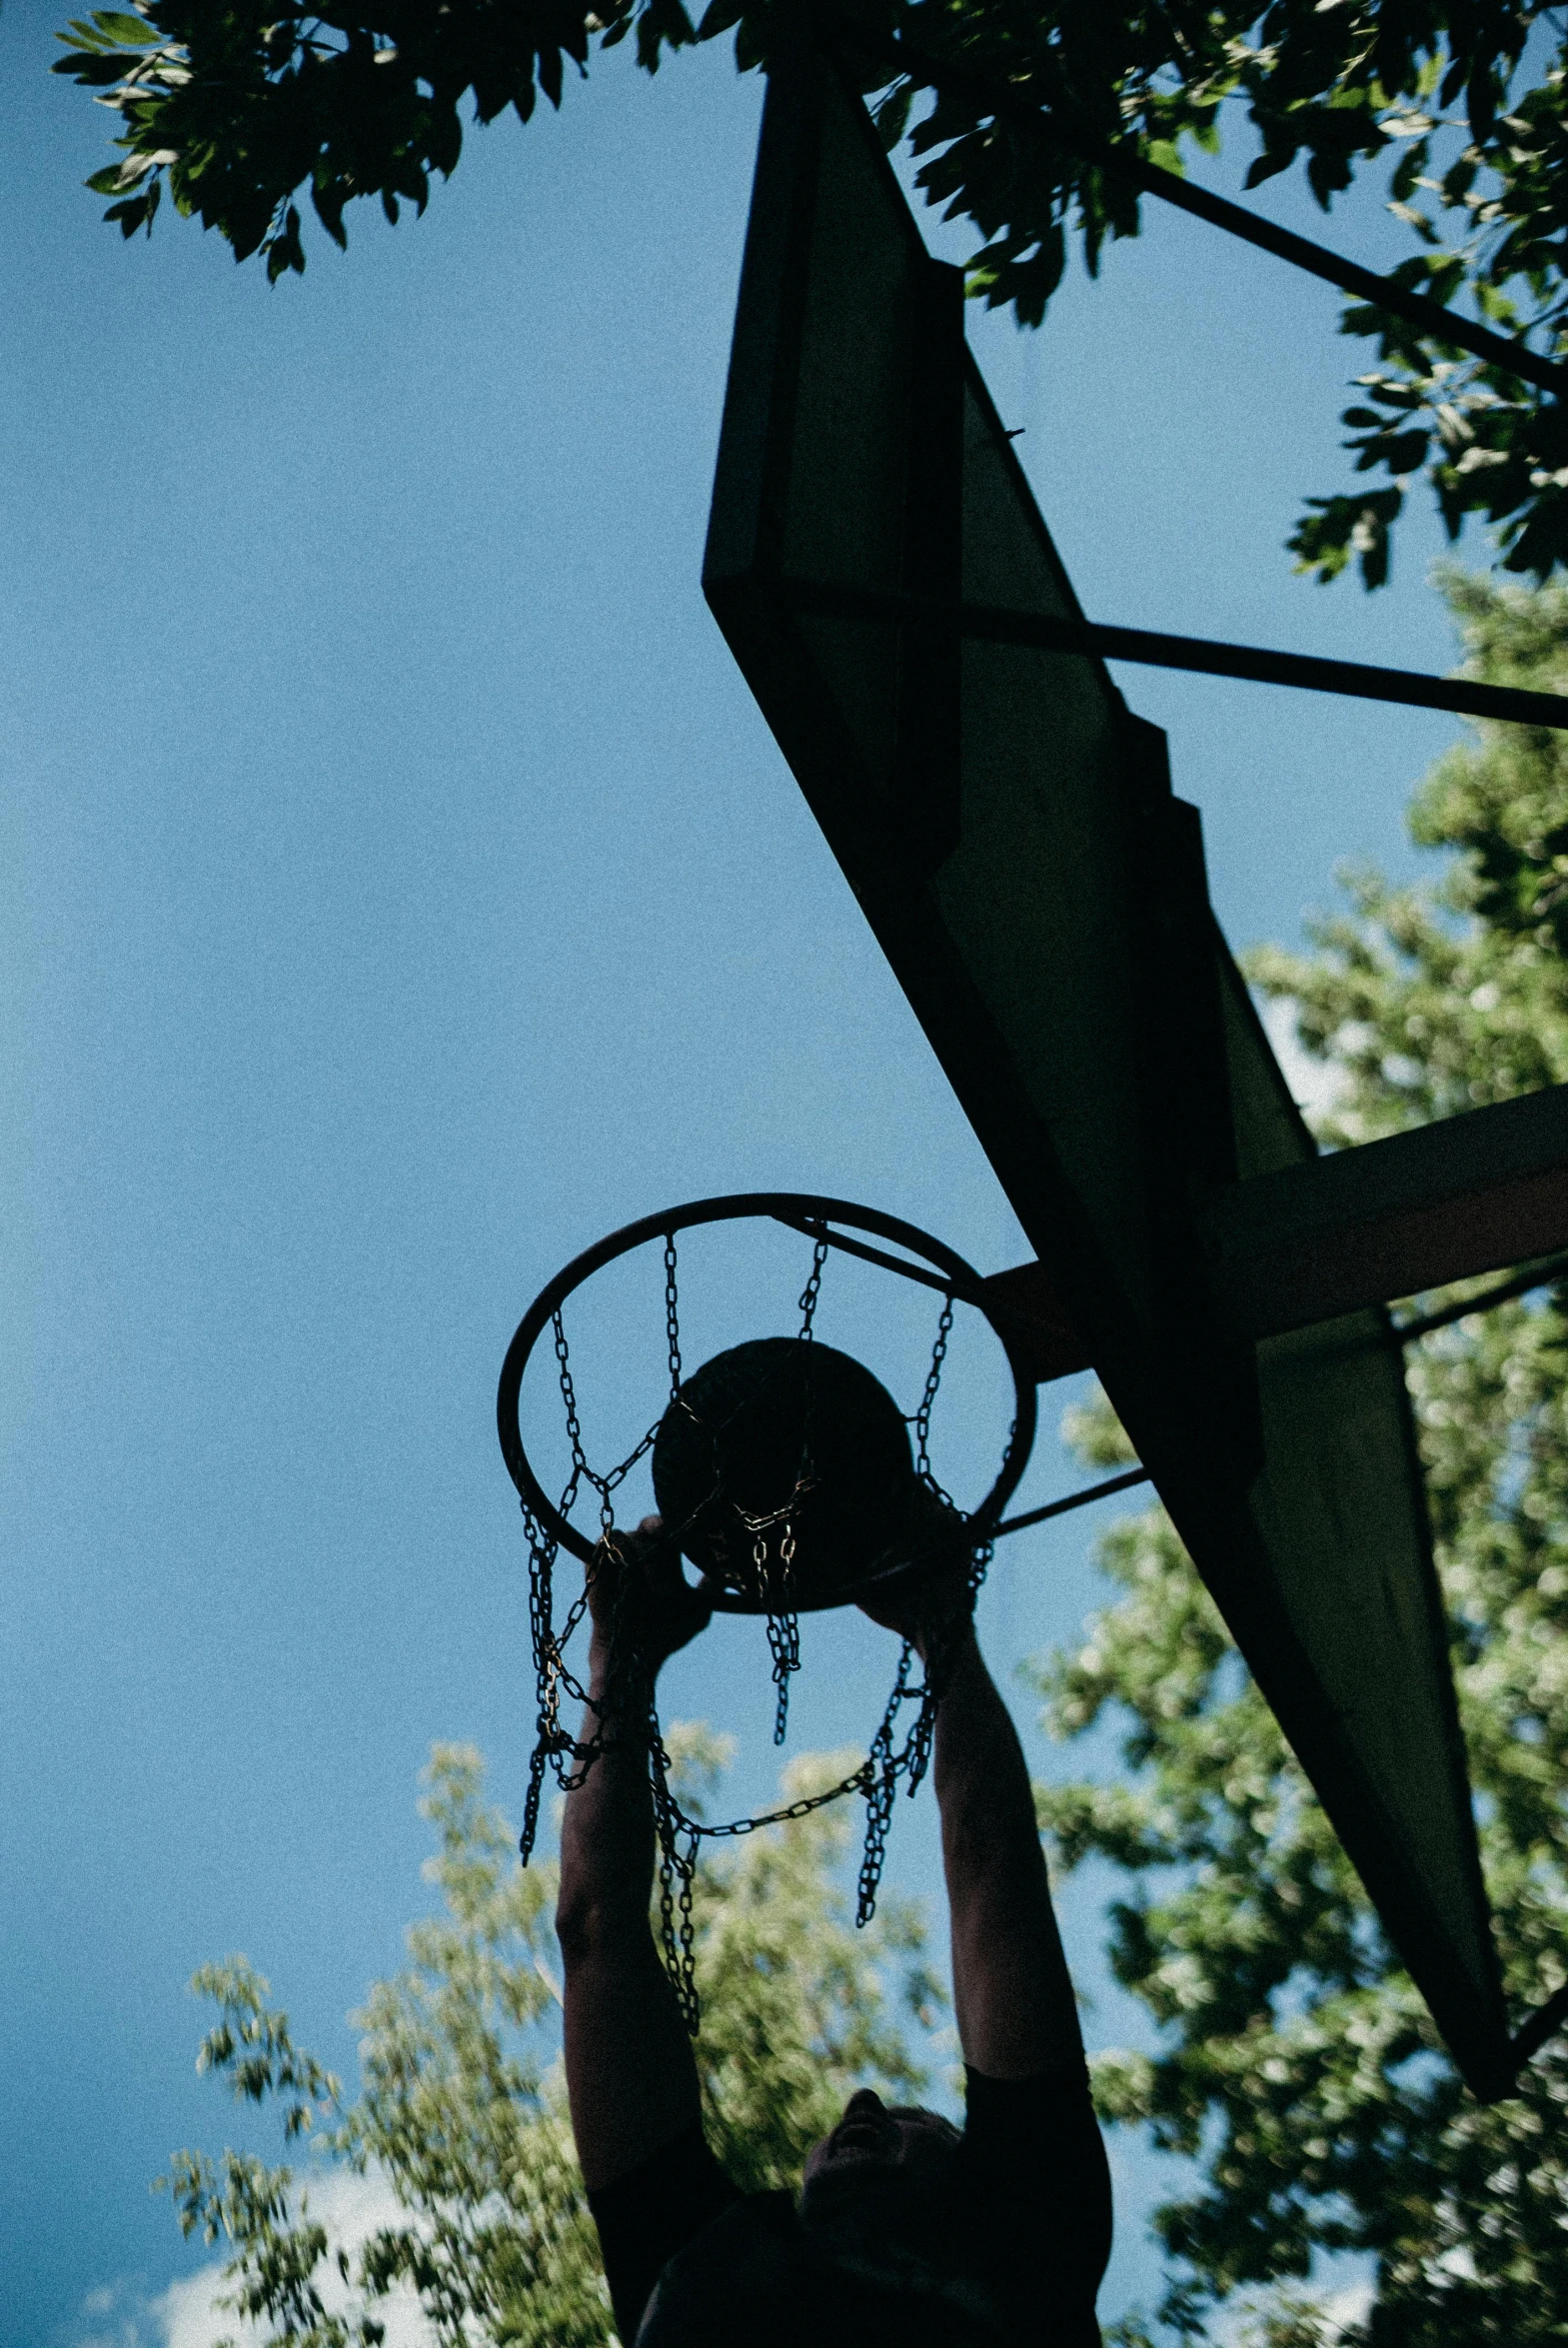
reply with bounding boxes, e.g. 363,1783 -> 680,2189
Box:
703,42 -> 1508,2095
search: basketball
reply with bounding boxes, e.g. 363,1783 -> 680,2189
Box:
651,1336 -> 917,1606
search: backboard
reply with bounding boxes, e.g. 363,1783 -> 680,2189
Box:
703,40 -> 1510,2095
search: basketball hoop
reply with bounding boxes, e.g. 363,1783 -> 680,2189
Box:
496,1191 -> 1037,2028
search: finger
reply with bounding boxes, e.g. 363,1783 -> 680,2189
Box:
645,1542 -> 714,1636
623,1516 -> 692,1590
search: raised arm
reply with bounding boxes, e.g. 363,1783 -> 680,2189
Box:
929,1620 -> 1082,2077
861,1540 -> 1082,2080
556,1522 -> 712,2190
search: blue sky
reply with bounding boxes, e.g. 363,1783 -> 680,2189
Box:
0,2 -> 1476,2339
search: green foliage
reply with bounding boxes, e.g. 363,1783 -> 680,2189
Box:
1248,567 -> 1568,1136
49,0 -> 707,284
163,1731 -> 938,2346
160,1960 -> 380,2348
1286,68 -> 1568,589
1035,569 -> 1568,2343
47,0 -> 1568,584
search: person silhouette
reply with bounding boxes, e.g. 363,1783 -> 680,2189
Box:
554,1517 -> 1111,2347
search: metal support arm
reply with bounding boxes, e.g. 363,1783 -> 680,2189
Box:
780,579 -> 1568,734
1206,1085 -> 1568,1339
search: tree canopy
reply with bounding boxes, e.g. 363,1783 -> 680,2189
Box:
1035,566 -> 1568,2345
49,0 -> 1568,591
164,1730 -> 940,2347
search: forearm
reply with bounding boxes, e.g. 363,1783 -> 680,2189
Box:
931,1625 -> 1083,2078
557,1634 -> 702,2191
557,1642 -> 659,1937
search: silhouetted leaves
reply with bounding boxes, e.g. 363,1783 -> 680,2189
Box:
47,1 -> 1568,586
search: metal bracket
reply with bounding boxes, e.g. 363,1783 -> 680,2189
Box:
779,578 -> 1568,733
1203,1084 -> 1568,1338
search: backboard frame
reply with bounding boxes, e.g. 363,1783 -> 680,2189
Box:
703,35 -> 1513,2097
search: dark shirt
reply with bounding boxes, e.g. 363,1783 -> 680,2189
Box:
587,2063 -> 1112,2347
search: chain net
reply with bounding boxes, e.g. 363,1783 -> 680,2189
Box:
514,1232 -> 992,2033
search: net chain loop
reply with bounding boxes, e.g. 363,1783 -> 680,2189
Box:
514,1236 -> 989,2031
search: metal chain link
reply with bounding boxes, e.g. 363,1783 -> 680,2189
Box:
754,1239 -> 825,1742
764,1515 -> 800,1746
797,1237 -> 828,1339
554,1309 -> 589,1489
665,1234 -> 683,1400
912,1293 -> 954,1487
856,1637 -> 911,1923
736,1490 -> 805,1745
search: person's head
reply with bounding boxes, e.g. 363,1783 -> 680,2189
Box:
795,2090 -> 998,2345
638,2090 -> 987,2348
801,2088 -> 961,2209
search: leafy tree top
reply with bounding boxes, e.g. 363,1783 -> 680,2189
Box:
47,0 -> 1568,589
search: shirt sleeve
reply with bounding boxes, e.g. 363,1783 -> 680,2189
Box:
586,2119 -> 743,2343
961,2061 -> 1113,2346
